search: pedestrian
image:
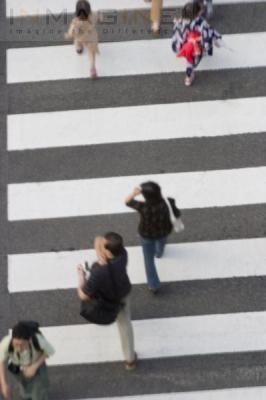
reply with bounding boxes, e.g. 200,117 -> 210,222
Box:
125,182 -> 182,293
65,0 -> 100,78
172,1 -> 221,86
144,0 -> 163,34
0,321 -> 55,400
77,232 -> 136,370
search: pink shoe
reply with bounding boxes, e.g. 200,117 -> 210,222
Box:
184,72 -> 195,86
90,67 -> 98,79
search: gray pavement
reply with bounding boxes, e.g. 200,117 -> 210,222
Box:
9,133 -> 266,183
8,204 -> 266,254
7,67 -> 266,115
9,276 -> 266,326
1,1 -> 266,400
5,3 -> 266,47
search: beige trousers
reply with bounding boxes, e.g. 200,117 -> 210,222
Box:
150,0 -> 163,24
116,295 -> 135,362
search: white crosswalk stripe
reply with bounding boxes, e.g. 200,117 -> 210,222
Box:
8,167 -> 266,220
4,0 -> 266,398
7,33 -> 266,83
19,311 -> 266,365
8,97 -> 266,150
8,238 -> 266,292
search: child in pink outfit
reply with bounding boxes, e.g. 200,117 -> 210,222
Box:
172,1 -> 221,86
65,0 -> 100,78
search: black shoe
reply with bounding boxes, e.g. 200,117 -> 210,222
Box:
148,287 -> 160,294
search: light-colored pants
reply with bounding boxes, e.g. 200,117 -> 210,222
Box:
116,295 -> 135,362
151,0 -> 163,24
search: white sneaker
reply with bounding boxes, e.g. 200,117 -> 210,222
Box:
184,72 -> 195,86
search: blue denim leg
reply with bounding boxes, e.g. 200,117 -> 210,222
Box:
155,236 -> 167,258
140,237 -> 161,290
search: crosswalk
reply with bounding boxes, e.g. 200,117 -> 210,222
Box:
6,0 -> 261,17
8,238 -> 266,292
7,33 -> 266,83
7,96 -> 266,150
4,0 -> 266,399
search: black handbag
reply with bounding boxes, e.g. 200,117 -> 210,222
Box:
80,263 -> 123,325
7,361 -> 21,375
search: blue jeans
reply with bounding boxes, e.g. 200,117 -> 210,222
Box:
140,236 -> 167,290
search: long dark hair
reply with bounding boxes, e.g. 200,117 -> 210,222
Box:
76,0 -> 91,19
182,1 -> 202,20
141,181 -> 163,204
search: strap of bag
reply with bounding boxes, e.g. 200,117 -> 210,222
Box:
164,197 -> 176,223
105,262 -> 121,304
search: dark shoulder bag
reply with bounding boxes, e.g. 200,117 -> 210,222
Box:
80,263 -> 123,325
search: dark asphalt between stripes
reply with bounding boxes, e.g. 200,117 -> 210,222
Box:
9,276 -> 266,327
12,351 -> 266,400
8,133 -> 266,183
7,67 -> 266,114
8,204 -> 266,254
5,3 -> 266,47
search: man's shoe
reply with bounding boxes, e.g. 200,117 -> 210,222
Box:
125,353 -> 137,371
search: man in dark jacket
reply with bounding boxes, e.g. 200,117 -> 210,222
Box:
77,232 -> 136,370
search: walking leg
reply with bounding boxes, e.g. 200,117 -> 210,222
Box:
116,296 -> 135,367
88,48 -> 97,78
141,238 -> 161,290
74,39 -> 83,54
150,0 -> 163,32
155,236 -> 167,258
31,365 -> 49,400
